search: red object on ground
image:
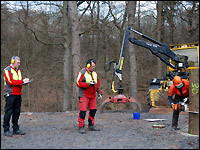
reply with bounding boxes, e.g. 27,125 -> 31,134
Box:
100,94 -> 141,113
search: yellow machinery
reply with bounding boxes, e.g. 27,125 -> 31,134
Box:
147,43 -> 199,109
100,27 -> 199,113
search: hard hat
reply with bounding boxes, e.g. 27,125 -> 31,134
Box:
173,76 -> 183,89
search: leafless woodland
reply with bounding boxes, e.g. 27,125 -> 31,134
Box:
1,1 -> 199,113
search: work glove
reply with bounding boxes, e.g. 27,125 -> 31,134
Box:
170,103 -> 174,108
98,94 -> 102,100
89,81 -> 96,86
183,97 -> 189,104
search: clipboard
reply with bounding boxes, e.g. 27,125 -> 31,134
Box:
20,79 -> 34,85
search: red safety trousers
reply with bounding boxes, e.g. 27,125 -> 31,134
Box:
78,96 -> 97,128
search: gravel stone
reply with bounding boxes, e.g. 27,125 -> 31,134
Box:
1,111 -> 199,149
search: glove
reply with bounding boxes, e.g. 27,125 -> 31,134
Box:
89,81 -> 96,86
98,94 -> 102,100
183,97 -> 189,104
170,103 -> 174,108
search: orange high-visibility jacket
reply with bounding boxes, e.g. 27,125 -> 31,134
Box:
168,79 -> 189,97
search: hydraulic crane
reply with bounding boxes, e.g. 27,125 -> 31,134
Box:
100,27 -> 189,113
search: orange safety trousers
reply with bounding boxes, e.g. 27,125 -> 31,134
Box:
78,97 -> 97,128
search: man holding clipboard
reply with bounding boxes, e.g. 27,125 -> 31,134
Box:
20,78 -> 34,85
3,56 -> 31,137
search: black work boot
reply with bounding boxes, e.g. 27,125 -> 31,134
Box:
79,127 -> 86,134
4,130 -> 13,137
13,129 -> 25,135
88,126 -> 100,131
171,126 -> 180,130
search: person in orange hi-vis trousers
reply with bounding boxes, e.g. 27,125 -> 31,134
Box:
76,59 -> 102,134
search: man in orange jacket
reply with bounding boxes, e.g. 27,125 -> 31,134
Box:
3,56 -> 30,137
76,59 -> 102,134
168,75 -> 189,130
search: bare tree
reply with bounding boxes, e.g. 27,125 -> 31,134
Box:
156,1 -> 164,78
68,1 -> 81,110
137,1 -> 141,30
163,1 -> 177,44
94,1 -> 100,59
127,1 -> 137,99
177,1 -> 199,43
108,1 -> 128,41
1,1 -> 198,113
62,1 -> 71,111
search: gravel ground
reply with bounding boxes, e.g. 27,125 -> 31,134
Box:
1,111 -> 199,149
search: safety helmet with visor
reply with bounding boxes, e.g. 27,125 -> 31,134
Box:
173,76 -> 183,89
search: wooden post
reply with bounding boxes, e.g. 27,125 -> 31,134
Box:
188,68 -> 199,135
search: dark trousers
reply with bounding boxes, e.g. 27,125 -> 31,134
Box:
172,95 -> 184,127
3,95 -> 22,132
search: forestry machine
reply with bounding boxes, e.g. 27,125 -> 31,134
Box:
146,42 -> 199,110
100,27 -> 199,113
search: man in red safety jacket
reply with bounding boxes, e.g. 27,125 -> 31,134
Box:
76,59 -> 102,134
168,75 -> 189,130
3,56 -> 30,137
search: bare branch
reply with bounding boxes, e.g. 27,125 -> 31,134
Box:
79,23 -> 97,35
108,2 -> 121,31
121,5 -> 128,30
18,17 -> 64,48
77,1 -> 85,7
79,1 -> 91,20
27,26 -> 64,47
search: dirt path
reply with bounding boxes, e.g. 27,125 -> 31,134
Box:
1,111 -> 199,149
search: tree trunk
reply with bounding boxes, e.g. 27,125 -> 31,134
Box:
187,1 -> 196,43
137,1 -> 141,30
94,1 -> 100,59
156,1 -> 163,78
169,2 -> 175,44
68,1 -> 81,110
127,1 -> 137,99
164,1 -> 176,44
62,1 -> 71,111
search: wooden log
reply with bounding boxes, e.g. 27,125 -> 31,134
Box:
188,68 -> 199,135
